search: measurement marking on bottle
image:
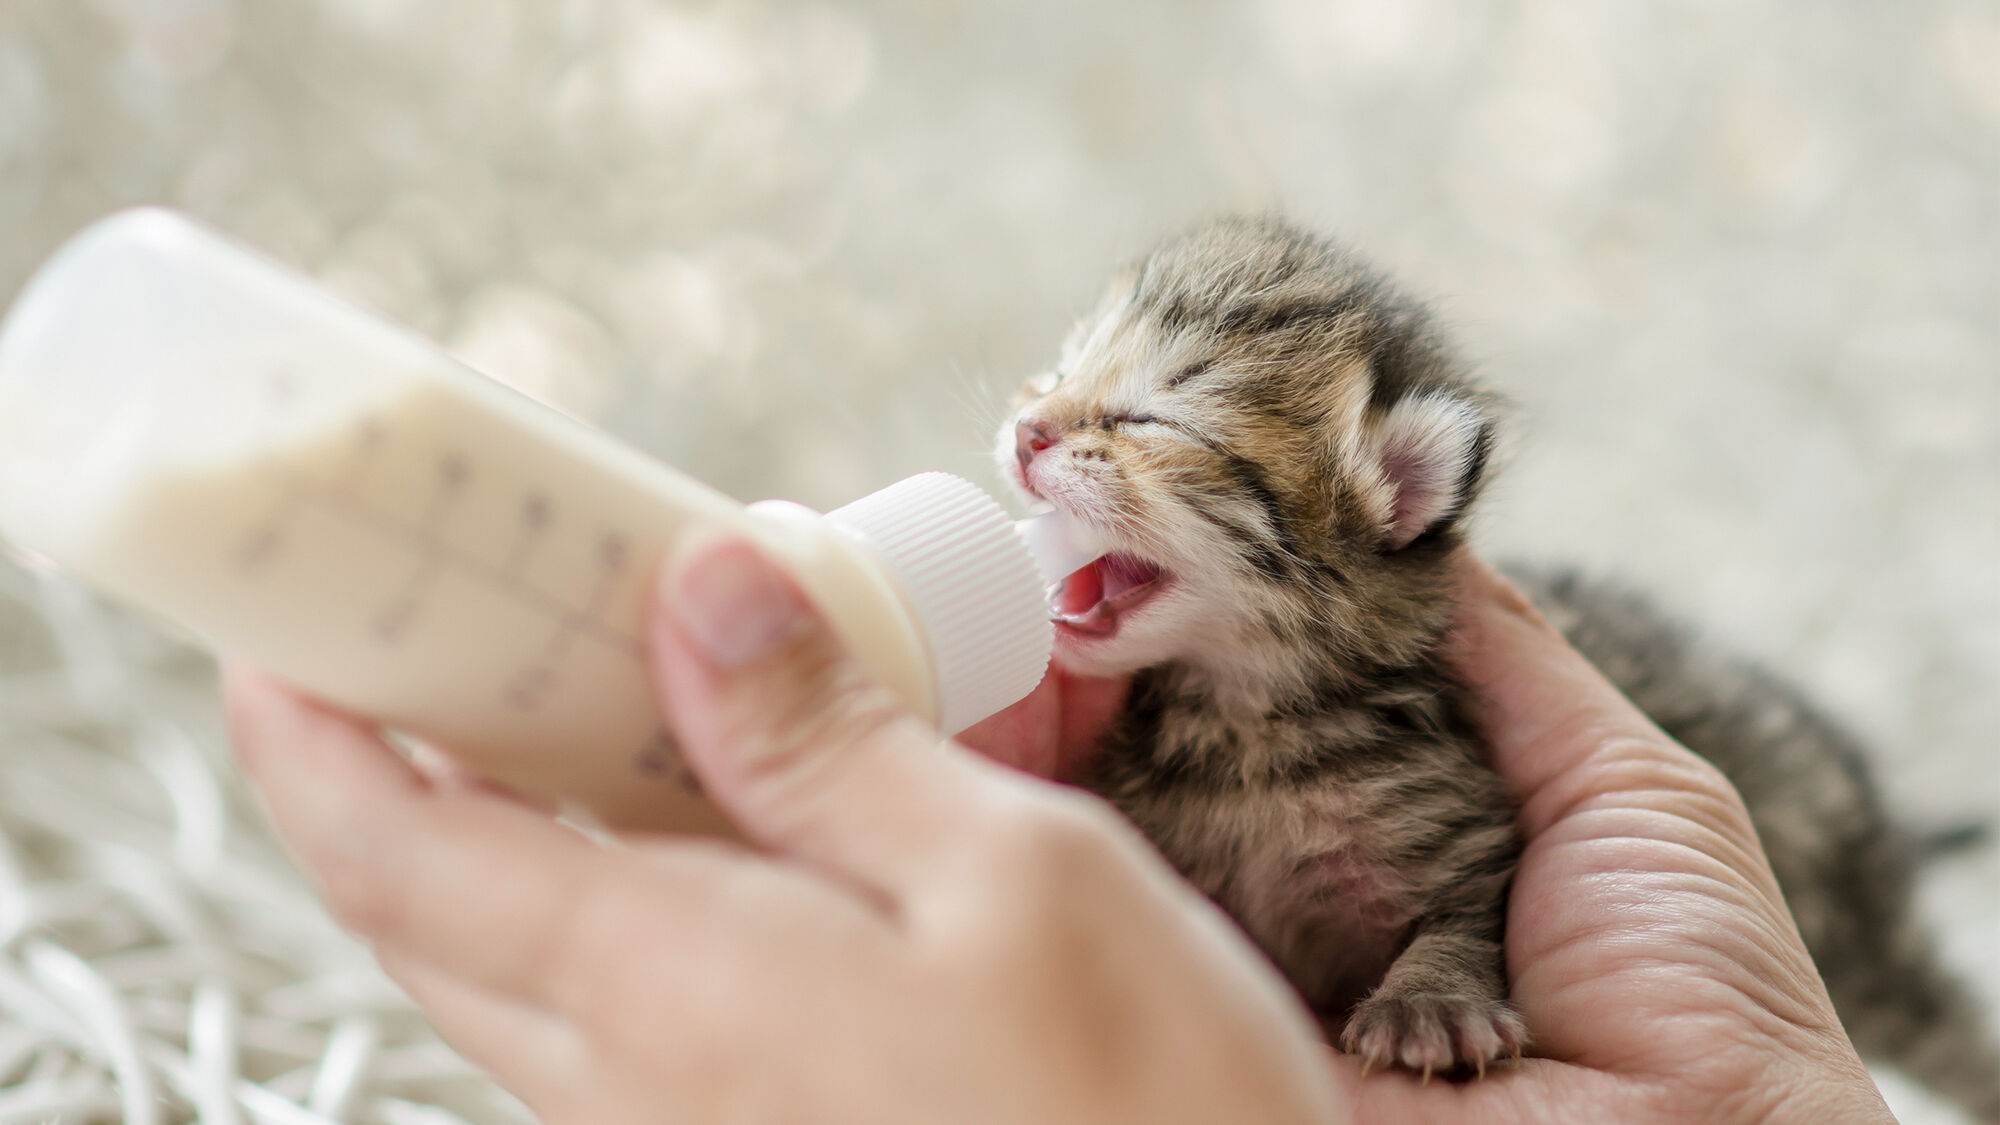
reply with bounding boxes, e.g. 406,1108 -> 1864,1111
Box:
502,530 -> 634,710
499,493 -> 560,706
371,594 -> 420,642
235,507 -> 290,573
502,493 -> 552,576
372,452 -> 472,643
234,382 -> 649,714
339,417 -> 386,498
236,367 -> 318,572
242,452 -> 645,666
635,730 -> 700,793
299,477 -> 644,656
235,483 -> 299,570
502,664 -> 556,711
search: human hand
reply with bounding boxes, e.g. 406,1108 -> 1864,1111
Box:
955,660 -> 1130,781
224,533 -> 1343,1125
1331,556 -> 1896,1124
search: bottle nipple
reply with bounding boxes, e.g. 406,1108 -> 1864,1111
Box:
1014,508 -> 1105,587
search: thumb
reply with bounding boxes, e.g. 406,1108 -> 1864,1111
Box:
648,530 -> 1003,896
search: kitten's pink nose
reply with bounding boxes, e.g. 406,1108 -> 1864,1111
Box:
1015,419 -> 1059,476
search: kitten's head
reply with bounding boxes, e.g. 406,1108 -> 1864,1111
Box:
995,217 -> 1495,697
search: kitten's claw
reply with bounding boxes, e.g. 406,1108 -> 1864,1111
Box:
1341,989 -> 1526,1080
1420,1063 -> 1433,1087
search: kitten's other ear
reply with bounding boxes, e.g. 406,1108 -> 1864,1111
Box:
1369,390 -> 1493,550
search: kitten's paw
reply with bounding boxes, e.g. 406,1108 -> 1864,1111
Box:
1340,989 -> 1526,1080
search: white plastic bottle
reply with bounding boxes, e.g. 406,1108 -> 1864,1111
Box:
0,209 -> 1101,833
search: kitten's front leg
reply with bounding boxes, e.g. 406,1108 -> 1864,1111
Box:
1339,913 -> 1525,1080
1327,741 -> 1525,1079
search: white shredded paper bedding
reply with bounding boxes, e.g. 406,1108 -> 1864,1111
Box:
0,561 -> 533,1124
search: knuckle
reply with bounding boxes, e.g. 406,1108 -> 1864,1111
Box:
787,675 -> 907,754
927,797 -> 1144,980
722,651 -> 912,773
551,897 -> 670,1023
980,790 -> 1135,897
314,849 -> 404,937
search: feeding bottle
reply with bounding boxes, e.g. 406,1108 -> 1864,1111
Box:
0,209 -> 1102,833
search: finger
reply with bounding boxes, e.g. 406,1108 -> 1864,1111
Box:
1052,668 -> 1134,781
223,666 -> 796,1017
650,532 -> 1024,899
957,667 -> 1132,782
955,667 -> 1064,777
1445,557 -> 1757,850
375,949 -> 589,1115
405,740 -> 562,814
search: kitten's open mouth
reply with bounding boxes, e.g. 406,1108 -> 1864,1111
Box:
1052,554 -> 1167,637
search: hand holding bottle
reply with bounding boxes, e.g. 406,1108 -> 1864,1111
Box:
224,533 -> 1341,1125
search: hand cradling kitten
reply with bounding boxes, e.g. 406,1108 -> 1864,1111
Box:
995,216 -> 2000,1118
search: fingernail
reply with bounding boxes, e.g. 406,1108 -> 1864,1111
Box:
666,535 -> 813,667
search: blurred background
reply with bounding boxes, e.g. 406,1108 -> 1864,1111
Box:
0,0 -> 1994,1121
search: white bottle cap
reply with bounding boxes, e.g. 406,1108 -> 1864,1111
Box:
827,473 -> 1060,734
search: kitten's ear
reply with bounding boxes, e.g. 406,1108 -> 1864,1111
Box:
1369,390 -> 1493,550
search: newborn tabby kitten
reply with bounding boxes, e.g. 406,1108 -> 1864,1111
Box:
999,217 -> 1521,1076
994,217 -> 2000,1115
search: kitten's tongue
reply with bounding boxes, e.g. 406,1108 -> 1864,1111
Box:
1056,559 -> 1105,616
1053,555 -> 1164,636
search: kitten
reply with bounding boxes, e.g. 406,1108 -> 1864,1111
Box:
993,216 -> 2000,1115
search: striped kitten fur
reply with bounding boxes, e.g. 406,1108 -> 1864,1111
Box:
994,216 -> 2000,1113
